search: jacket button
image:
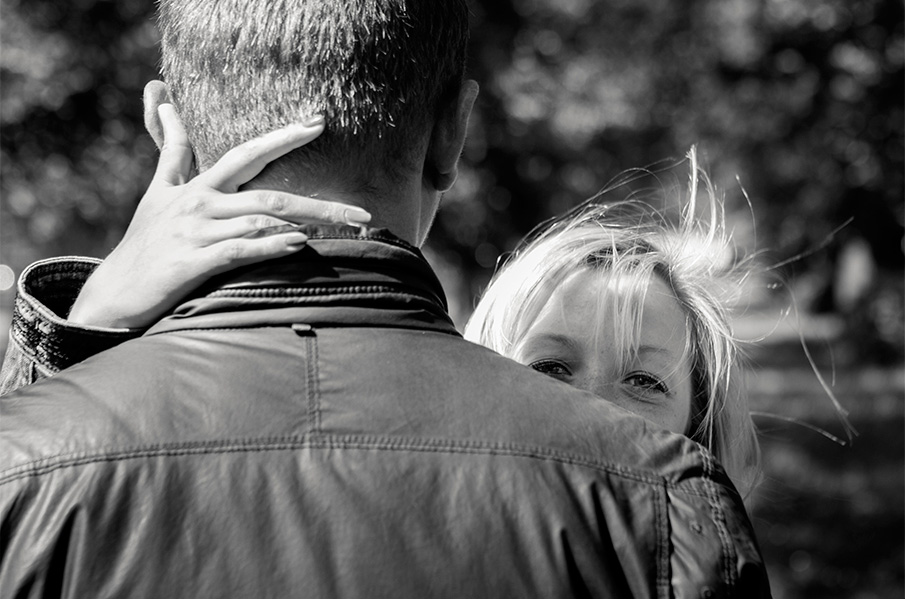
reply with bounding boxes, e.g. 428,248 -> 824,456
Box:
292,323 -> 315,336
691,521 -> 703,534
701,587 -> 714,599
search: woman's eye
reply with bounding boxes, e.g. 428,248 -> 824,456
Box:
624,371 -> 669,394
529,360 -> 572,380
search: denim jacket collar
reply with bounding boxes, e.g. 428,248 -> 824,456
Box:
146,225 -> 459,337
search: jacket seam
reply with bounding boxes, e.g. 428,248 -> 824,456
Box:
699,444 -> 737,590
0,434 -> 685,489
145,325 -> 462,337
668,486 -> 712,501
204,286 -> 450,318
655,479 -> 671,599
307,335 -> 322,434
208,284 -> 423,299
301,230 -> 418,252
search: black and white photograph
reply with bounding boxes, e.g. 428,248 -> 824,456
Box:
1,1 -> 902,597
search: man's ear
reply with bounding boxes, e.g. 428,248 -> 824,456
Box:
425,79 -> 479,193
143,80 -> 172,151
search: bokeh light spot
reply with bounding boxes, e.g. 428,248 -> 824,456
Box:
0,265 -> 16,291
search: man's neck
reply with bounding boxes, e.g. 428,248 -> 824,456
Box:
243,176 -> 429,247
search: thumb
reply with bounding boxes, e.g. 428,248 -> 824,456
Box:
153,103 -> 195,186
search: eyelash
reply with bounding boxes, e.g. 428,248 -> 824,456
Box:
528,360 -> 572,378
623,371 -> 670,395
529,362 -> 669,396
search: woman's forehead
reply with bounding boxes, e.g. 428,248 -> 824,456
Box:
529,268 -> 689,346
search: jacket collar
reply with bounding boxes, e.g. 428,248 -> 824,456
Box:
146,226 -> 459,337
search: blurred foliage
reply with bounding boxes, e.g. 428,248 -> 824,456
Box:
1,1 -> 904,596
1,0 -> 160,269
434,0 -> 904,344
746,337 -> 904,598
1,0 -> 903,325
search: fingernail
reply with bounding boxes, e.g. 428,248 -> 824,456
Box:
284,232 -> 308,247
157,103 -> 175,118
303,114 -> 324,127
343,207 -> 372,225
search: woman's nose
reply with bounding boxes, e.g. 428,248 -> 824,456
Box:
575,371 -> 617,401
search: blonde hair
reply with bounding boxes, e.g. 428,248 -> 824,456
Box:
464,152 -> 762,498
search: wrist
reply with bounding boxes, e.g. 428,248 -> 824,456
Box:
68,269 -> 138,328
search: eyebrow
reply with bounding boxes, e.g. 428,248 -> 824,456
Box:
634,344 -> 687,365
521,336 -> 682,365
519,333 -> 581,353
637,345 -> 673,357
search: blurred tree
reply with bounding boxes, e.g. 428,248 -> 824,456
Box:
1,2 -> 903,596
2,0 -> 902,347
1,0 -> 159,270
432,0 -> 903,352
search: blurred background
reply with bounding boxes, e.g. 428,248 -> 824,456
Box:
1,0 -> 902,596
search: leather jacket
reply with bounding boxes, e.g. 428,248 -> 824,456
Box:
0,226 -> 771,598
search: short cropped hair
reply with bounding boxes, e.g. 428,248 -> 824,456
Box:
157,0 -> 469,183
465,154 -> 762,499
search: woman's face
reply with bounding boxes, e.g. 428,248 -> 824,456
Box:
514,270 -> 693,435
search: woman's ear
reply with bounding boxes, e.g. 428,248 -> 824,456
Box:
143,80 -> 172,151
425,79 -> 479,192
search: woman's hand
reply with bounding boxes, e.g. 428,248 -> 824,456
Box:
68,104 -> 371,329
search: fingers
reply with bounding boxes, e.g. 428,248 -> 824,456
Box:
204,191 -> 372,226
198,117 -> 325,191
198,216 -> 302,244
143,80 -> 170,149
154,104 -> 194,186
199,232 -> 309,275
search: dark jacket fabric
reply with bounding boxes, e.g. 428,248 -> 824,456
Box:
0,227 -> 771,598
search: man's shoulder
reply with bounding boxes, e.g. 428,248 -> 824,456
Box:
318,326 -> 712,485
0,341 -> 155,477
0,323 -> 713,492
0,329 -> 261,475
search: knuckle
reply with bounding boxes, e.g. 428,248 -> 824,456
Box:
185,196 -> 207,215
218,240 -> 246,262
237,146 -> 258,165
173,225 -> 193,245
225,143 -> 257,163
251,215 -> 278,230
322,202 -> 342,223
172,253 -> 195,272
265,193 -> 289,215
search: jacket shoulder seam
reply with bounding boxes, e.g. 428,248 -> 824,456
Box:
0,433 -> 705,489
